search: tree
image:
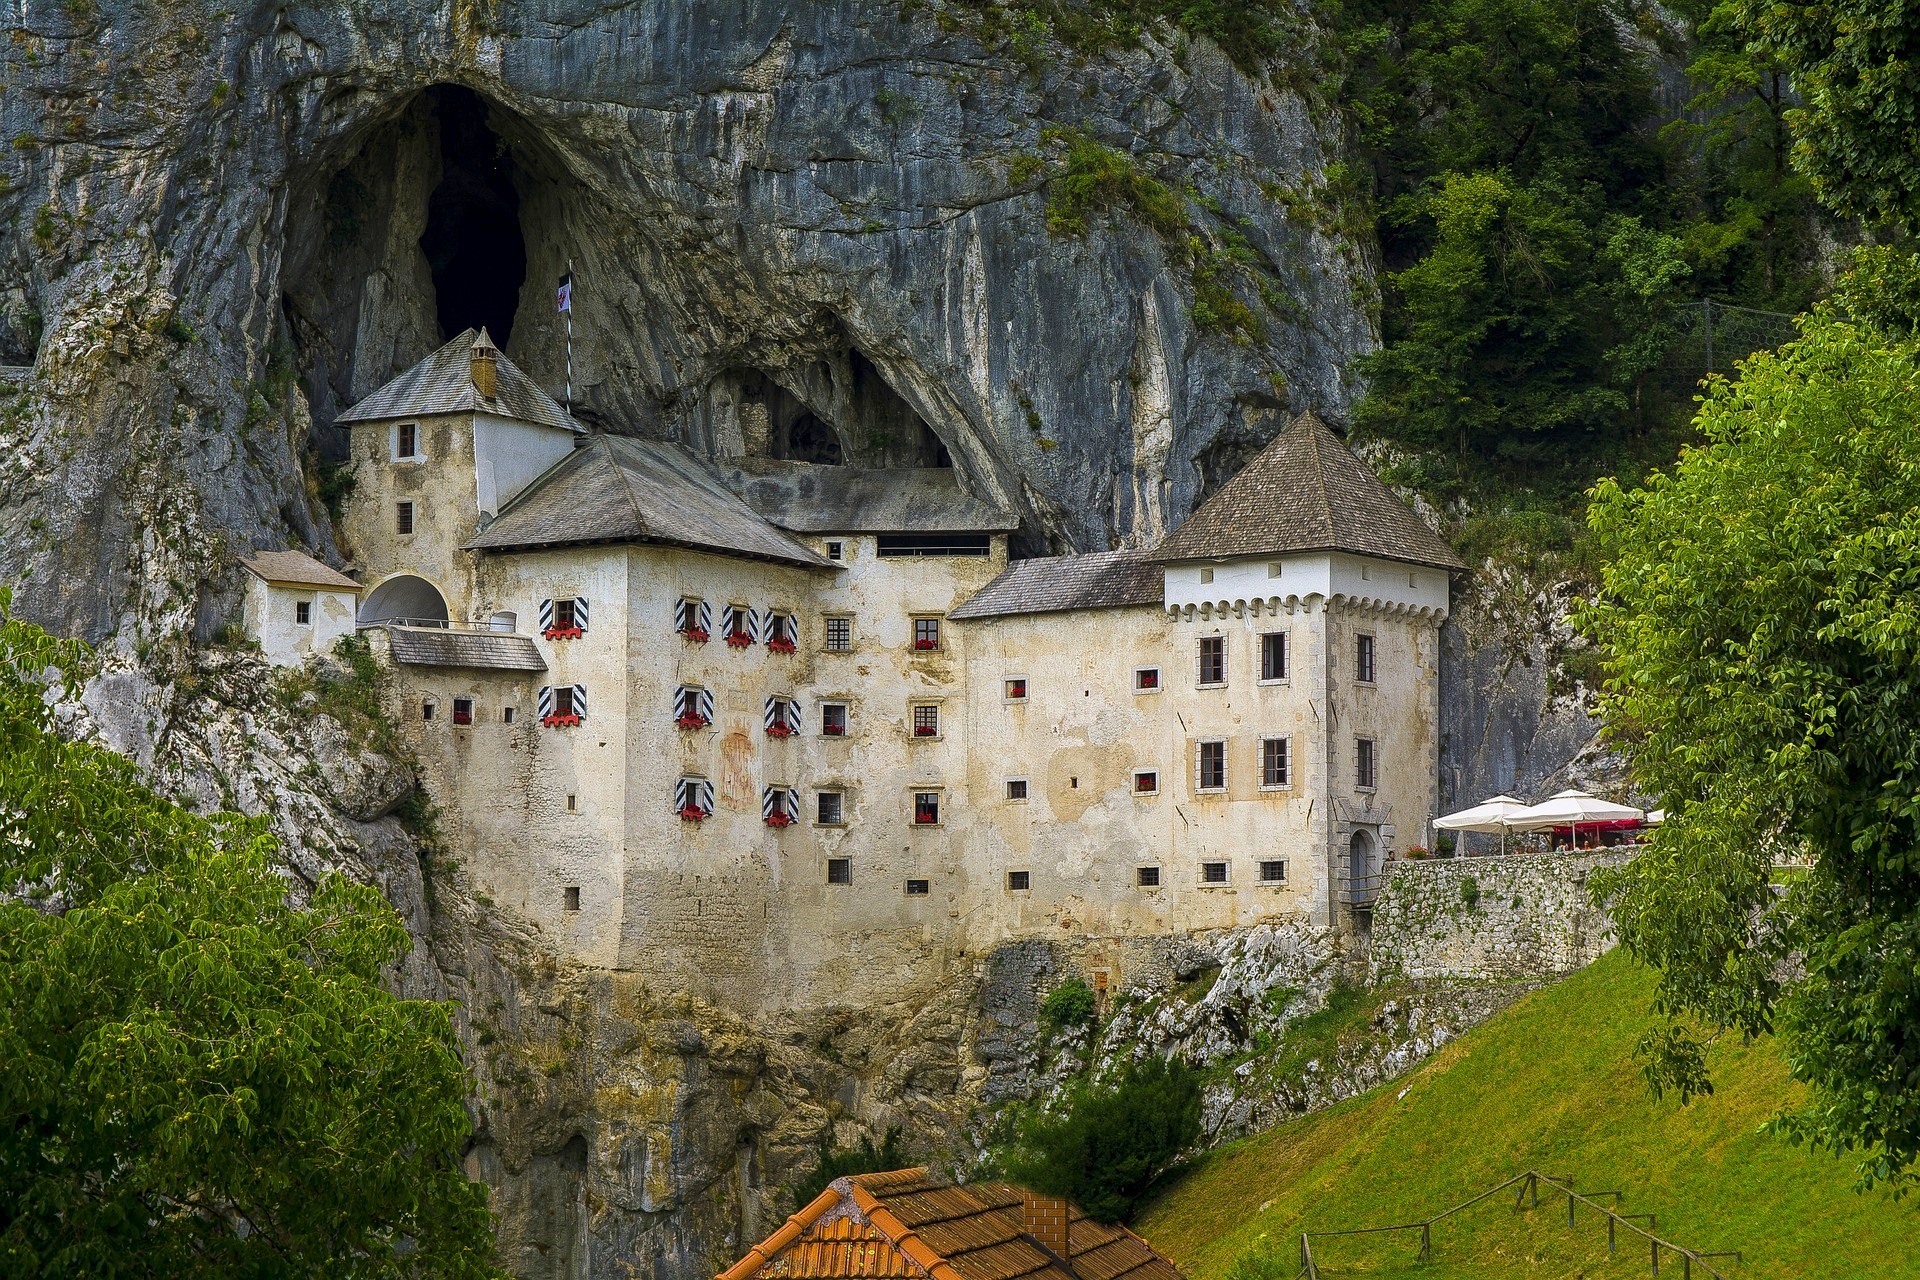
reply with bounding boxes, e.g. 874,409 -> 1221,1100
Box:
0,596 -> 502,1276
1002,1059 -> 1202,1222
1583,308 -> 1920,1190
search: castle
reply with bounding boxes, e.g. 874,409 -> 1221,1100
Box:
266,329 -> 1461,1007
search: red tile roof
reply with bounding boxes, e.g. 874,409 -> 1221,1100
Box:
718,1170 -> 1185,1280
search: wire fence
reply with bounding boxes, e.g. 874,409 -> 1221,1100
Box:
1659,298 -> 1799,385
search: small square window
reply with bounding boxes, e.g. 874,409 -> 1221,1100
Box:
1004,677 -> 1028,701
1261,737 -> 1291,788
913,791 -> 941,825
396,422 -> 418,459
452,696 -> 474,726
563,885 -> 581,911
825,616 -> 852,651
1361,563 -> 1372,580
1197,740 -> 1226,791
1356,634 -> 1377,684
294,600 -> 312,625
1268,562 -> 1282,579
821,703 -> 849,737
1258,859 -> 1287,884
817,791 -> 846,825
421,700 -> 436,722
826,857 -> 852,885
554,598 -> 578,631
1356,737 -> 1378,791
1198,635 -> 1225,686
1410,571 -> 1419,589
911,704 -> 940,738
1135,666 -> 1161,693
1006,778 -> 1029,801
1261,632 -> 1289,681
395,501 -> 415,535
905,878 -> 930,896
1007,870 -> 1031,892
565,793 -> 578,813
912,617 -> 942,650
827,540 -> 845,561
1201,861 -> 1230,884
502,706 -> 516,724
1133,769 -> 1159,795
1137,865 -> 1161,888
1199,567 -> 1214,584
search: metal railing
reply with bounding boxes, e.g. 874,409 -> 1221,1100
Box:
1297,1170 -> 1741,1279
357,616 -> 521,633
1338,872 -> 1384,909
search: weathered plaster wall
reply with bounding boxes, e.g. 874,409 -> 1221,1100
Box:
240,577 -> 357,667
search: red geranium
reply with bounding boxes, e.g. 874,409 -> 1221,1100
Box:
912,638 -> 938,650
914,813 -> 937,825
678,804 -> 710,823
768,636 -> 797,654
725,631 -> 753,648
764,811 -> 793,828
681,626 -> 710,644
766,722 -> 794,738
675,713 -> 710,731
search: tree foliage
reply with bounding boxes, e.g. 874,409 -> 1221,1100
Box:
1583,308 -> 1920,1190
0,597 -> 501,1276
1002,1059 -> 1201,1222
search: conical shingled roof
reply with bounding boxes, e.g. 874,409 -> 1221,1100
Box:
335,328 -> 579,432
1150,411 -> 1464,571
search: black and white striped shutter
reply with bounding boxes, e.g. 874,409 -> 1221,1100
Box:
676,778 -> 696,811
572,684 -> 588,720
698,600 -> 712,633
783,699 -> 800,732
749,607 -> 766,643
761,786 -> 781,819
762,696 -> 781,731
674,598 -> 689,630
537,686 -> 554,719
783,787 -> 799,821
538,599 -> 555,631
674,686 -> 690,718
697,688 -> 714,721
574,597 -> 589,633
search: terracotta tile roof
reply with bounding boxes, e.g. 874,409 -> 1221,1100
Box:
949,549 -> 1163,621
240,549 -> 361,591
335,328 -> 580,433
718,1170 -> 1184,1280
1150,411 -> 1465,571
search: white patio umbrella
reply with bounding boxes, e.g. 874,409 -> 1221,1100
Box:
1645,809 -> 1666,825
1433,795 -> 1531,855
1507,789 -> 1646,847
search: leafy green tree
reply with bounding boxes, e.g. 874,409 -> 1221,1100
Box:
791,1127 -> 905,1210
1583,308 -> 1920,1190
1003,1059 -> 1201,1222
0,596 -> 502,1276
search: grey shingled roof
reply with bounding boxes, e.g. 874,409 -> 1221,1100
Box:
950,549 -> 1164,620
385,627 -> 547,672
335,328 -> 579,432
1151,411 -> 1466,571
465,436 -> 834,569
718,461 -> 1018,534
240,549 -> 361,590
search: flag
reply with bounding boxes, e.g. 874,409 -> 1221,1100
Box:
556,272 -> 573,313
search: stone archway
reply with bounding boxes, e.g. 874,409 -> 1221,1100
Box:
358,574 -> 448,625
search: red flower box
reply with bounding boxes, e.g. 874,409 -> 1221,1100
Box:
767,636 -> 797,654
678,804 -> 710,823
914,813 -> 938,825
913,726 -> 937,738
764,811 -> 793,828
675,713 -> 710,731
725,631 -> 754,648
681,626 -> 710,644
765,723 -> 794,739
541,713 -> 581,728
912,638 -> 938,650
542,625 -> 584,640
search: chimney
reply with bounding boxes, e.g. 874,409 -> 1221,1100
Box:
470,330 -> 499,401
1021,1189 -> 1071,1269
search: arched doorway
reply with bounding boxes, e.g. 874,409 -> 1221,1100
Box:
359,574 -> 449,626
1348,829 -> 1378,908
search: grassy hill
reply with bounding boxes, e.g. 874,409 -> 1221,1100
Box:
1133,950 -> 1919,1279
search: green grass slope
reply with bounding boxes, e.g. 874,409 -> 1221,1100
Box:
1134,950 -> 1918,1279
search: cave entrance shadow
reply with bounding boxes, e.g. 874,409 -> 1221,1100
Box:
419,85 -> 527,346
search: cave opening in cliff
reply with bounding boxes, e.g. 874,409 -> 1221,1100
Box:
419,86 -> 527,346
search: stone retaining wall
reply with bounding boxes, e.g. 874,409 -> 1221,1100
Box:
1367,849 -> 1634,981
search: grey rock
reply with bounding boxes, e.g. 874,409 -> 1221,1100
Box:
308,713 -> 416,821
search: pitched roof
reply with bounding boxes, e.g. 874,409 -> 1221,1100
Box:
240,549 -> 361,591
950,549 -> 1163,621
719,461 -> 1018,534
718,1169 -> 1183,1280
1150,412 -> 1465,571
464,436 -> 834,570
384,626 -> 547,672
334,328 -> 580,432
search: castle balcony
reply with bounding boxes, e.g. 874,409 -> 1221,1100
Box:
361,616 -> 548,673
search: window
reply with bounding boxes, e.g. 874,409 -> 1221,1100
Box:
905,878 -> 930,896
421,699 -> 436,722
1198,635 -> 1225,686
1356,633 -> 1377,684
878,534 -> 990,557
1268,562 -> 1283,579
1137,865 -> 1162,888
766,612 -> 797,653
820,702 -> 849,737
826,540 -> 845,561
1007,870 -> 1031,892
762,785 -> 800,827
452,696 -> 474,726
395,501 -> 415,535
764,696 -> 800,737
294,600 -> 311,626
824,616 -> 852,651
540,684 -> 586,727
1261,737 -> 1291,789
542,596 -> 586,638
1409,571 -> 1419,588
1201,861 -> 1230,884
722,604 -> 755,646
565,793 -> 577,813
1133,769 -> 1159,796
1258,859 -> 1287,884
1361,563 -> 1372,581
1356,737 -> 1378,790
913,791 -> 941,825
396,422 -> 418,459
563,886 -> 581,912
816,790 -> 846,825
502,706 -> 516,724
912,617 -> 942,651
826,857 -> 852,885
675,777 -> 715,820
1006,778 -> 1029,801
1261,632 -> 1289,681
911,704 -> 940,738
1004,676 -> 1028,701
1199,567 -> 1214,584
1135,666 -> 1161,693
674,685 -> 714,730
1197,740 -> 1226,791
676,597 -> 712,641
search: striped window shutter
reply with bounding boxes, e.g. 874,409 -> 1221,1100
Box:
538,599 -> 555,631
675,686 -> 691,718
675,598 -> 690,630
763,696 -> 782,730
678,778 -> 715,812
699,601 -> 712,632
676,778 -> 694,810
572,684 -> 588,720
783,699 -> 799,732
697,689 -> 714,721
783,787 -> 800,821
761,786 -> 781,819
537,686 -> 554,719
574,597 -> 589,632
749,607 -> 766,642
